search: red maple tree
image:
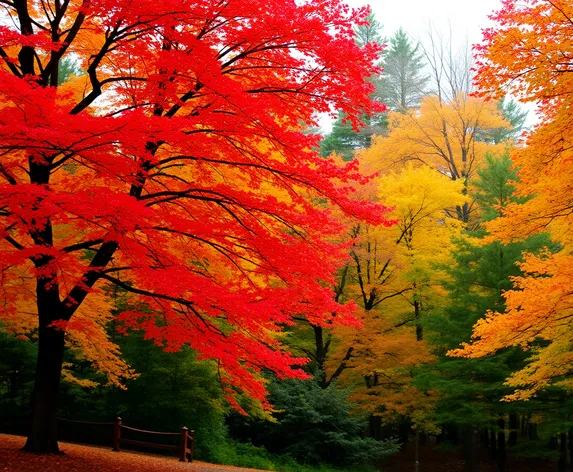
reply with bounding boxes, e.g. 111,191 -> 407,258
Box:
0,0 -> 393,453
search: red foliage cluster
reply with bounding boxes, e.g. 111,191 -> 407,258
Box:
0,0 -> 393,451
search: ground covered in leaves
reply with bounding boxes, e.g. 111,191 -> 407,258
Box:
0,434 -> 268,472
383,436 -> 554,472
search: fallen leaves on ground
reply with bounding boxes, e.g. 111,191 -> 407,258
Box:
0,434 -> 269,472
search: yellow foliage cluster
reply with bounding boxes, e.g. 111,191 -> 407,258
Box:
324,162 -> 467,429
321,93 -> 510,426
0,257 -> 136,388
360,95 -> 510,182
328,310 -> 437,428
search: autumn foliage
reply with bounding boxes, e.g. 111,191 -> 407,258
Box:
0,0 -> 394,452
360,94 -> 509,223
450,0 -> 573,400
8,0 -> 573,466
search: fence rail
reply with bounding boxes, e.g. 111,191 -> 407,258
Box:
57,416 -> 194,462
57,417 -> 114,425
120,425 -> 180,436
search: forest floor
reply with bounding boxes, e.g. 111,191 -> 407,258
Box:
0,434 -> 270,472
1,433 -> 560,472
383,435 -> 555,472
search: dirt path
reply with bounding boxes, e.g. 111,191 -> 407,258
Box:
0,434 -> 270,472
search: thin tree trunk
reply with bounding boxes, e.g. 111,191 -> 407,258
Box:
463,425 -> 477,472
415,430 -> 420,472
480,428 -> 489,448
490,429 -> 497,460
313,325 -> 327,386
398,419 -> 409,444
508,414 -> 518,446
568,427 -> 573,472
437,425 -> 445,445
497,418 -> 506,472
529,422 -> 538,440
414,299 -> 423,341
558,432 -> 567,472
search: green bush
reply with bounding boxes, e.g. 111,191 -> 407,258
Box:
212,438 -> 377,472
0,331 -> 37,434
228,379 -> 399,467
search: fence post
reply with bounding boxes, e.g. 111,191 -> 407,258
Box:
188,430 -> 195,462
113,417 -> 122,452
179,426 -> 189,462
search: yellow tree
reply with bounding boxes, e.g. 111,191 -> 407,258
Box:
325,164 -> 466,431
359,94 -> 510,222
449,0 -> 573,400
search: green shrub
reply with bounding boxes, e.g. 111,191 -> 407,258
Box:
228,379 -> 399,467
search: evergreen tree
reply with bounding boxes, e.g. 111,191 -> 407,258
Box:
319,13 -> 386,160
319,110 -> 386,160
227,379 -> 398,466
57,57 -> 82,85
416,154 -> 552,468
378,28 -> 429,111
479,97 -> 529,144
320,27 -> 429,159
355,12 -> 384,49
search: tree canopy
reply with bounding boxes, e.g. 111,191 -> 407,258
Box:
0,0 -> 392,453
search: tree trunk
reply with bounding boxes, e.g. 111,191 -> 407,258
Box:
313,325 -> 327,386
23,312 -> 66,453
490,429 -> 497,460
369,415 -> 383,440
558,432 -> 567,472
568,426 -> 573,469
398,418 -> 409,444
415,430 -> 420,472
497,418 -> 506,472
529,422 -> 538,440
437,425 -> 445,445
508,414 -> 518,447
445,424 -> 459,445
463,425 -> 478,472
23,152 -> 67,453
414,299 -> 423,341
480,428 -> 489,448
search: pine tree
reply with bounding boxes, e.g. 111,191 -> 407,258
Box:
320,12 -> 386,160
416,154 -> 552,468
378,28 -> 429,111
320,26 -> 429,159
478,97 -> 529,144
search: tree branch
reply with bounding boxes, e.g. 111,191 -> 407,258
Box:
61,238 -> 105,253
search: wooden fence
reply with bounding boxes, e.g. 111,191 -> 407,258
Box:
57,416 -> 195,462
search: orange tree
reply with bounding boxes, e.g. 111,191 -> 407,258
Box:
450,0 -> 573,401
0,0 -> 394,452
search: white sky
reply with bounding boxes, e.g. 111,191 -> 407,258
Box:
348,0 -> 503,46
319,0 -> 539,132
